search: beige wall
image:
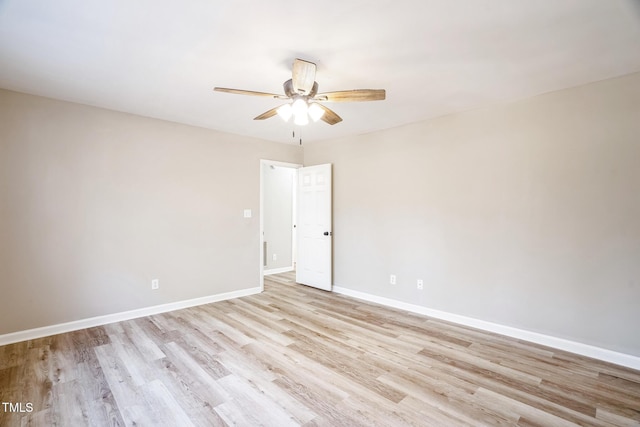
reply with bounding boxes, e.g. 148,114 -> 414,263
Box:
304,72 -> 640,357
2,71 -> 640,357
0,89 -> 302,335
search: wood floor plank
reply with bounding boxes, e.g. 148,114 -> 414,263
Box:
473,387 -> 582,427
93,343 -> 141,423
153,355 -> 228,426
1,272 -> 639,426
160,341 -> 230,406
122,320 -> 166,361
215,375 -> 299,427
137,379 -> 195,427
398,395 -> 481,427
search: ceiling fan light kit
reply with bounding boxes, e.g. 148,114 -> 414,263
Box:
276,97 -> 325,125
214,58 -> 386,128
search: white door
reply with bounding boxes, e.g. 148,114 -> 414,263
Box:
296,164 -> 332,291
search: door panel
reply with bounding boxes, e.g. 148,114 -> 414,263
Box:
296,164 -> 332,291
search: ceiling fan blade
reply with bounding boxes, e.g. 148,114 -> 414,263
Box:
214,87 -> 286,99
317,104 -> 343,125
314,89 -> 386,102
253,107 -> 279,121
292,59 -> 316,95
253,106 -> 280,120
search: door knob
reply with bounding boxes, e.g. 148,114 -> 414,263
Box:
323,231 -> 332,236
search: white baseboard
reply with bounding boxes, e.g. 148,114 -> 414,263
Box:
264,266 -> 294,275
0,286 -> 262,346
333,285 -> 640,371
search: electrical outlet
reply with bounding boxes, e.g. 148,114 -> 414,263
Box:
151,279 -> 159,290
417,279 -> 423,290
273,254 -> 277,261
390,274 -> 396,285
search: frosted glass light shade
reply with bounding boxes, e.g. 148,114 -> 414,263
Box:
294,112 -> 309,126
308,103 -> 325,122
291,98 -> 308,117
276,104 -> 292,121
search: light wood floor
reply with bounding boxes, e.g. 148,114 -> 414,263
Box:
1,272 -> 639,426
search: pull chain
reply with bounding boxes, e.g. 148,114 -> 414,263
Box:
293,128 -> 303,145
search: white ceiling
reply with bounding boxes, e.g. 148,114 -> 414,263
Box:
1,1 -> 640,144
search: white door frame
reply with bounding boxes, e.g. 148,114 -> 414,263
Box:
259,159 -> 302,292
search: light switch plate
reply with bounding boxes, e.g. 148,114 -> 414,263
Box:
243,209 -> 252,218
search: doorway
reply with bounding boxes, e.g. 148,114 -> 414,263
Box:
259,160 -> 333,292
259,160 -> 301,291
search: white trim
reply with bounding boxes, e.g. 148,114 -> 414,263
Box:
264,266 -> 294,276
0,286 -> 261,346
333,285 -> 640,371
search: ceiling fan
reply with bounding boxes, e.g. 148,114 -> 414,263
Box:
214,58 -> 385,126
